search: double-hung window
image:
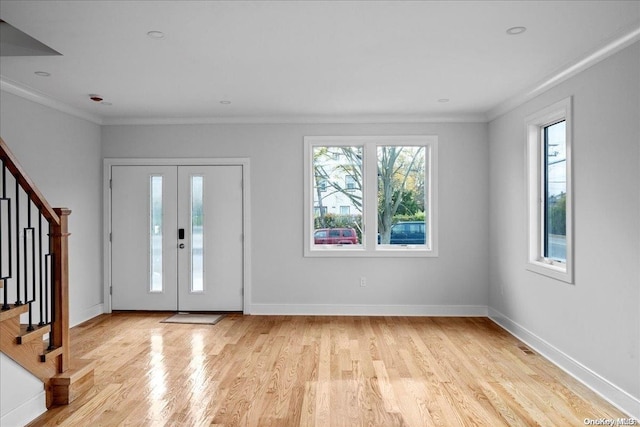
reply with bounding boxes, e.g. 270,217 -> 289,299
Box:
304,136 -> 438,257
526,97 -> 573,283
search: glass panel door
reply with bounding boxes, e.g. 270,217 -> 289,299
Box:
111,166 -> 178,310
177,166 -> 243,311
111,164 -> 243,312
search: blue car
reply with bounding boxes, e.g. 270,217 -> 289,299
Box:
389,221 -> 426,245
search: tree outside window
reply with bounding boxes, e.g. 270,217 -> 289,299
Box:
306,136 -> 437,256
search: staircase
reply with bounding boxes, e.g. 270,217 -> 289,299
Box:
0,137 -> 94,409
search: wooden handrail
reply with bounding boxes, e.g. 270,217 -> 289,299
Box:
1,137 -> 70,382
0,137 -> 60,225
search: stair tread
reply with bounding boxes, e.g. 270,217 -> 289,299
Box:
18,323 -> 51,344
0,304 -> 29,322
50,358 -> 96,384
40,344 -> 64,362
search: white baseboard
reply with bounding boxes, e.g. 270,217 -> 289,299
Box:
488,307 -> 640,419
71,303 -> 104,327
248,303 -> 488,316
0,390 -> 46,427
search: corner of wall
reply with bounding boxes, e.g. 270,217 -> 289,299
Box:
488,308 -> 640,418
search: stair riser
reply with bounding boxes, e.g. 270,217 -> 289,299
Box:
0,304 -> 29,322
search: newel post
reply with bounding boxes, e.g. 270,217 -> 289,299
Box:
51,208 -> 71,372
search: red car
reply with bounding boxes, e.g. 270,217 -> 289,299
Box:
314,228 -> 359,244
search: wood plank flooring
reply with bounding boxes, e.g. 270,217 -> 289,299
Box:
27,313 -> 626,426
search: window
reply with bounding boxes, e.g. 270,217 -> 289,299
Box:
526,97 -> 573,283
345,175 -> 357,191
304,136 -> 438,257
149,176 -> 163,292
314,206 -> 328,216
190,175 -> 204,293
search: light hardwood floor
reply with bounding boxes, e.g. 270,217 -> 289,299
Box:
28,313 -> 626,426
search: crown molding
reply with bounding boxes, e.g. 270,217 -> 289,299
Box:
0,76 -> 486,125
0,76 -> 103,125
487,22 -> 640,122
101,113 -> 488,126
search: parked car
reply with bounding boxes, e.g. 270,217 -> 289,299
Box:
314,228 -> 359,244
389,221 -> 426,245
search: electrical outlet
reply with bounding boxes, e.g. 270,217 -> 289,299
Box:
360,277 -> 366,287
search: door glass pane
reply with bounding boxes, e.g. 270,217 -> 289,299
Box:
544,121 -> 566,262
312,146 -> 363,245
191,176 -> 204,292
377,146 -> 426,246
150,176 -> 163,292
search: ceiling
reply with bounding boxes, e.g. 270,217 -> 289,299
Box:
0,1 -> 638,124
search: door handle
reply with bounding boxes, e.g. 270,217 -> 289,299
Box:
179,243 -> 185,249
178,228 -> 185,239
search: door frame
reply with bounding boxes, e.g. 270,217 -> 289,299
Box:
103,157 -> 252,314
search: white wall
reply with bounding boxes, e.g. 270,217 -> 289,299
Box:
102,122 -> 489,314
0,91 -> 103,424
0,354 -> 45,427
488,42 -> 640,416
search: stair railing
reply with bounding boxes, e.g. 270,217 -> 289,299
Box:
0,137 -> 70,372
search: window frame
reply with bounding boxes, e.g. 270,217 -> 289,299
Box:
525,97 -> 573,283
304,135 -> 438,258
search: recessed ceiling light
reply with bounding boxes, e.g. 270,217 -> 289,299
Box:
147,30 -> 165,39
34,71 -> 50,77
220,100 -> 231,105
506,26 -> 527,35
438,98 -> 450,103
89,94 -> 103,102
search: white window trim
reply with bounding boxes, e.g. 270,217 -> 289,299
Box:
525,97 -> 573,283
304,135 -> 438,258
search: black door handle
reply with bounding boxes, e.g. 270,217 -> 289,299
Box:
178,228 -> 185,240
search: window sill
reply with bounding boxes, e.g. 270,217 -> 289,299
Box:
526,260 -> 573,284
305,246 -> 438,258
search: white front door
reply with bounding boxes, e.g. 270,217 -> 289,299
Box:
177,166 -> 243,311
111,165 -> 243,311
